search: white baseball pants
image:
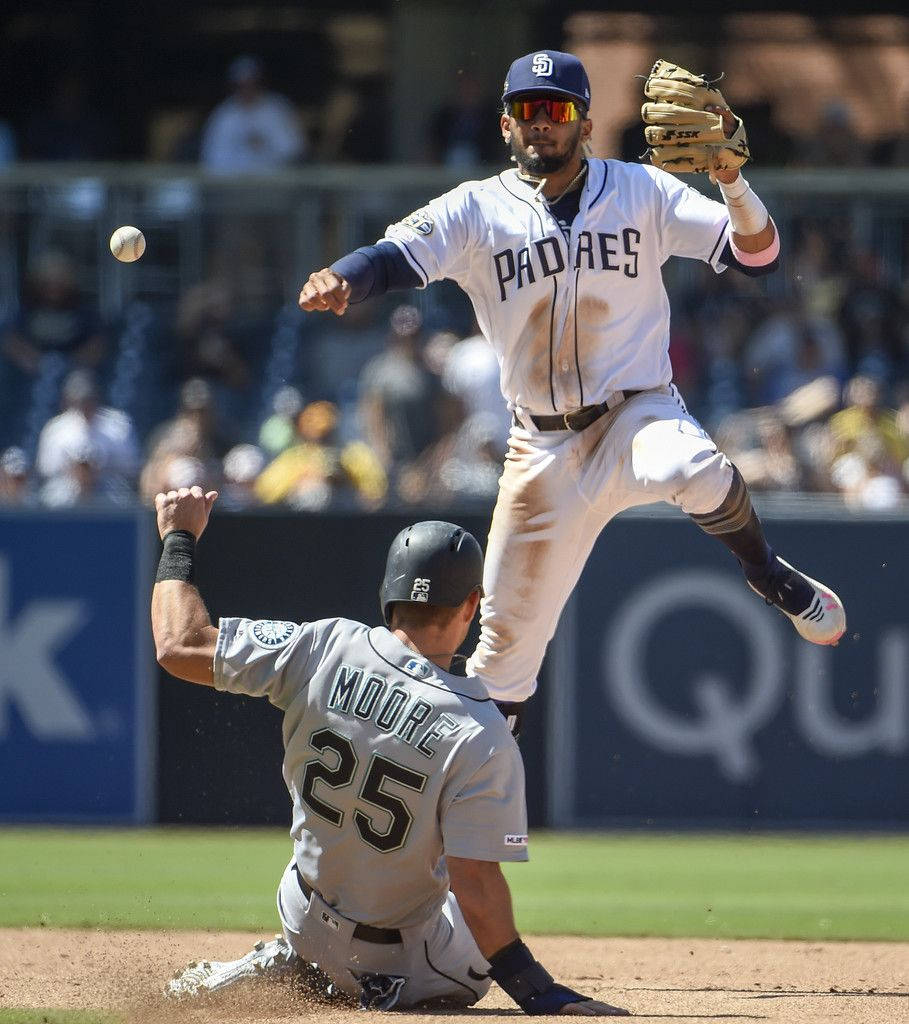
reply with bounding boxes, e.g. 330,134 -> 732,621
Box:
276,859 -> 491,1008
467,386 -> 733,703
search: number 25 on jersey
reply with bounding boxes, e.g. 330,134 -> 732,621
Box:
299,728 -> 428,853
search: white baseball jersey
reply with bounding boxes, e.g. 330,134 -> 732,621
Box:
383,158 -> 730,416
214,615 -> 527,929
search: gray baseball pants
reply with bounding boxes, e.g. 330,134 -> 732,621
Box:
276,859 -> 492,1008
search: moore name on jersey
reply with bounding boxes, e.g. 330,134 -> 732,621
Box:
327,662 -> 460,758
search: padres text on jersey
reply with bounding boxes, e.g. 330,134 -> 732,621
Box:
384,159 -> 729,415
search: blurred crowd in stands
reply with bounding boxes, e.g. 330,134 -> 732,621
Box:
1,51 -> 909,513
2,209 -> 909,513
3,52 -> 909,171
0,264 -> 512,512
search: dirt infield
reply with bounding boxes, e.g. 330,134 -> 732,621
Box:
1,928 -> 907,1023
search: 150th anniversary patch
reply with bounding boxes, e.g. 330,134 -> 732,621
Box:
400,209 -> 434,236
251,620 -> 297,649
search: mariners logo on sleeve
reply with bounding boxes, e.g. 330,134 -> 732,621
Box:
400,209 -> 434,236
250,620 -> 297,649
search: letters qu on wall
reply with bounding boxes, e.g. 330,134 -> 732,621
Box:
568,515 -> 908,826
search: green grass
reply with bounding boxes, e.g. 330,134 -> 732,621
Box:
1,828 -> 907,940
0,828 -> 291,930
502,832 -> 909,941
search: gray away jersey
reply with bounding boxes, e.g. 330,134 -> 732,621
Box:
214,616 -> 528,929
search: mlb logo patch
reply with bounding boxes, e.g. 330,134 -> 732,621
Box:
404,657 -> 432,678
321,910 -> 341,931
504,834 -> 528,847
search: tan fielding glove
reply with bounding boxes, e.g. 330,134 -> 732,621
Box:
641,59 -> 750,182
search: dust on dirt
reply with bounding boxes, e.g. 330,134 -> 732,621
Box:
1,927 -> 906,1023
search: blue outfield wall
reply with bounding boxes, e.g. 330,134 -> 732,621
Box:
562,511 -> 908,828
0,510 -> 154,823
1,506 -> 906,827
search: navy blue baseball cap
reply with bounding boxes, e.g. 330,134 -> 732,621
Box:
502,51 -> 591,109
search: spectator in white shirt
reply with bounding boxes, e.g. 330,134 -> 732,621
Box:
441,329 -> 511,446
200,56 -> 306,174
0,447 -> 34,506
39,440 -> 132,508
36,370 -> 140,488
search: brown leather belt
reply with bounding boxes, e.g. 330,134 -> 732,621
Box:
526,391 -> 644,431
293,863 -> 402,944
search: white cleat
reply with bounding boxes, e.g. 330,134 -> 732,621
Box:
747,556 -> 846,646
165,936 -> 298,999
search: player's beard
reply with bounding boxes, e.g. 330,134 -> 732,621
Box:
509,122 -> 583,176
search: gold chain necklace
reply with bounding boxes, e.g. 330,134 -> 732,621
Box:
545,161 -> 588,204
519,161 -> 588,205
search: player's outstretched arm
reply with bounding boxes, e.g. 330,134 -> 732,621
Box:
298,269 -> 351,315
151,486 -> 219,686
299,242 -> 423,316
447,857 -> 630,1016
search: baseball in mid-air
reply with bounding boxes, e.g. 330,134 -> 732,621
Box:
109,226 -> 146,263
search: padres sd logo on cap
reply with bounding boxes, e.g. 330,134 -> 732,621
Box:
531,53 -> 553,76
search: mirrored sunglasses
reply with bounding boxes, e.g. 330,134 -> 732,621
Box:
508,98 -> 582,124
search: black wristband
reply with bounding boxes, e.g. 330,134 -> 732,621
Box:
487,939 -> 554,1006
156,530 -> 196,584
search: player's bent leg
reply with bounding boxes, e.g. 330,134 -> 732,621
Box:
164,935 -> 299,999
415,890 -> 492,1007
616,391 -> 735,516
691,464 -> 846,645
277,860 -> 484,1010
617,391 -> 846,647
467,428 -> 603,702
277,859 -> 376,1004
745,554 -> 846,645
353,892 -> 490,1010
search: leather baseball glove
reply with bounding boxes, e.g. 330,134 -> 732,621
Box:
641,59 -> 750,181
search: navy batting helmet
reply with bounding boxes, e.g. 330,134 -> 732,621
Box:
380,521 -> 484,626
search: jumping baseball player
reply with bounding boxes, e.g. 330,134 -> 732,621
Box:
153,486 -> 629,1015
299,50 -> 846,726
